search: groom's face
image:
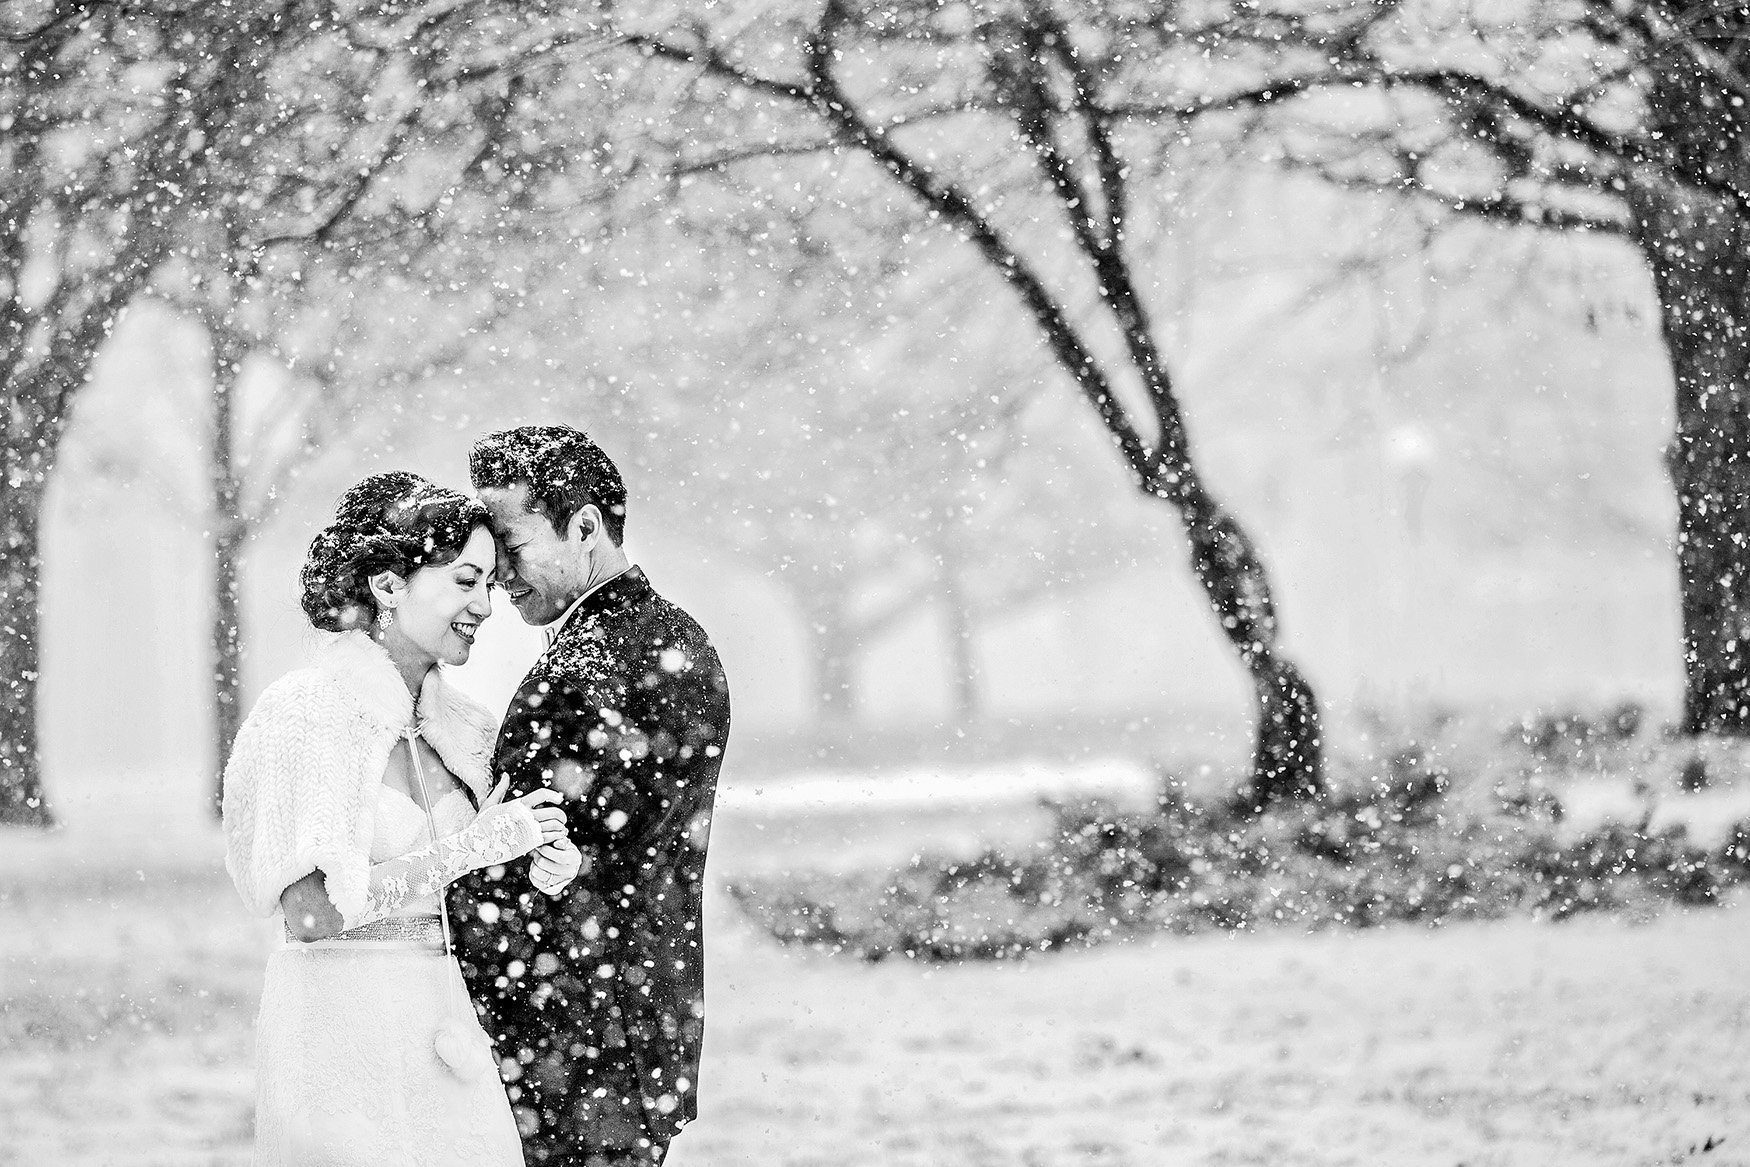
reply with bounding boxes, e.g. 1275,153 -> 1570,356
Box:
477,483 -> 583,626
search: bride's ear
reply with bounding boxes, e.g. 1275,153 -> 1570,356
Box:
367,570 -> 408,613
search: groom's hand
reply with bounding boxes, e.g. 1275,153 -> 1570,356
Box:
530,835 -> 584,896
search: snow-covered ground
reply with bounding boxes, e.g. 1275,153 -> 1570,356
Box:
2,763 -> 1746,1166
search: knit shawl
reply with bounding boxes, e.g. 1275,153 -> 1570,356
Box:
221,631 -> 499,928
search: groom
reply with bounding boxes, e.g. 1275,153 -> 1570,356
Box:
450,424 -> 732,1167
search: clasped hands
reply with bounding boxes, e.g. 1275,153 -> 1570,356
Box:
482,779 -> 585,897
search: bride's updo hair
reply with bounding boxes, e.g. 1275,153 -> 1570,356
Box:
300,471 -> 492,632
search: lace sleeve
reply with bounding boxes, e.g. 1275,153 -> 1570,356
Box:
344,803 -> 543,931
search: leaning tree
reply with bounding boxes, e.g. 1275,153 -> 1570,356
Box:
609,0 -> 1327,805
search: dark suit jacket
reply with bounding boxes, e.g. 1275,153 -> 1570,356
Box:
450,567 -> 730,1160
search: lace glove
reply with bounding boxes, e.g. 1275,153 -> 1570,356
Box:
350,797 -> 549,929
530,836 -> 584,897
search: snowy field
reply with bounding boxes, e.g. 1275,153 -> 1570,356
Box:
2,762 -> 1747,1167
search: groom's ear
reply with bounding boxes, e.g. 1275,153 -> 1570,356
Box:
567,504 -> 603,548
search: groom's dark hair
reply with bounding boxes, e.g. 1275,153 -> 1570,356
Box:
470,424 -> 628,544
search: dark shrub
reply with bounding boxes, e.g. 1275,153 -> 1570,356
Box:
730,745 -> 1749,962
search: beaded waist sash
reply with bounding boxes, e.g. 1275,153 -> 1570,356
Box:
287,914 -> 444,949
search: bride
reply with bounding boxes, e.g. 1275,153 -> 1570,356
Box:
222,471 -> 581,1166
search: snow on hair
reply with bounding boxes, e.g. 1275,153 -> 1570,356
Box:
469,424 -> 627,543
299,471 -> 491,632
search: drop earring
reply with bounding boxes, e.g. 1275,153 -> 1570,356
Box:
380,605 -> 397,631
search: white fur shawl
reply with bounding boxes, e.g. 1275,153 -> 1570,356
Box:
221,631 -> 499,927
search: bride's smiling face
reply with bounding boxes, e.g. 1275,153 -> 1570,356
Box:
377,525 -> 497,667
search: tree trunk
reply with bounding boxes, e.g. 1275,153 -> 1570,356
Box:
211,520 -> 244,813
1633,189 -> 1750,732
1152,466 -> 1323,806
209,331 -> 246,814
0,463 -> 53,827
0,301 -> 150,829
937,554 -> 980,722
802,591 -> 860,725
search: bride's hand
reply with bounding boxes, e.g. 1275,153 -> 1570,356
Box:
530,836 -> 584,896
470,787 -> 566,859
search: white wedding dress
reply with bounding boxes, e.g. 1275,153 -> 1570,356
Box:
251,784 -> 525,1166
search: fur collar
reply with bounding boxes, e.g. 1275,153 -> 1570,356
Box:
317,630 -> 417,728
314,631 -> 497,802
